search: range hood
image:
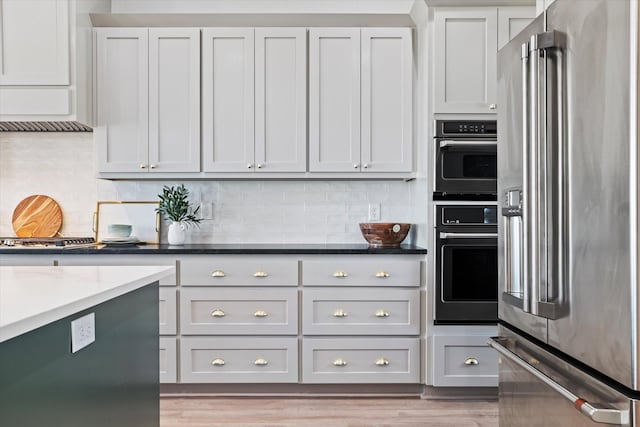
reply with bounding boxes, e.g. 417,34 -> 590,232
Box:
0,0 -> 110,131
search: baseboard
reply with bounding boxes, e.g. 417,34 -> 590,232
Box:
161,383 -> 424,397
420,385 -> 498,400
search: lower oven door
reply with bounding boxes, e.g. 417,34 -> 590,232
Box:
435,140 -> 497,194
435,231 -> 498,324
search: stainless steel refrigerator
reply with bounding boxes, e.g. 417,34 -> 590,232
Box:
489,0 -> 640,425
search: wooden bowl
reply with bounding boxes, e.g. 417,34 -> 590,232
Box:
359,223 -> 411,248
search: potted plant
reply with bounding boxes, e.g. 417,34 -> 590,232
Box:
156,184 -> 202,245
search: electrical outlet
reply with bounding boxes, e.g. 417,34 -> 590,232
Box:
201,202 -> 214,220
71,313 -> 95,353
368,203 -> 381,221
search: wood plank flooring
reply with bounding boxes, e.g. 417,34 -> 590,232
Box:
160,397 -> 498,427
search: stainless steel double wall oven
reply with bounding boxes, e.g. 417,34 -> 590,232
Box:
433,120 -> 498,324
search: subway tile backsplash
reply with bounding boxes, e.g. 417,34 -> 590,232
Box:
0,132 -> 418,244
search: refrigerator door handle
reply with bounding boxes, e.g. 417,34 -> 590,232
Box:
488,338 -> 630,425
532,30 -> 567,320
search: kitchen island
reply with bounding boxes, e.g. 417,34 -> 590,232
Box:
0,265 -> 174,427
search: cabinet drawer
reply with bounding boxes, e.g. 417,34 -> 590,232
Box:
302,288 -> 419,335
159,287 -> 177,335
159,337 -> 177,383
302,257 -> 419,287
432,335 -> 498,387
180,287 -> 298,335
180,256 -> 298,286
302,338 -> 420,383
180,337 -> 298,383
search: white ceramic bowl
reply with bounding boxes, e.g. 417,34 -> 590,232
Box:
107,224 -> 132,238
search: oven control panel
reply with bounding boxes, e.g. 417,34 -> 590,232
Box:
438,205 -> 497,227
435,120 -> 497,137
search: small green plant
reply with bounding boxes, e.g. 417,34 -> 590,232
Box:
156,184 -> 202,228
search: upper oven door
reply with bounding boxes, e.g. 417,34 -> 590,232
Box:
435,139 -> 497,194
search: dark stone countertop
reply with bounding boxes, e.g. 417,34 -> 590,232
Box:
0,243 -> 427,255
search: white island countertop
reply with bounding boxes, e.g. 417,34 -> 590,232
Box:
0,265 -> 174,343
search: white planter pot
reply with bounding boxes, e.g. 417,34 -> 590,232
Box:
167,221 -> 186,245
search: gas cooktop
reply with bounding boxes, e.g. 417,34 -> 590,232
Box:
1,237 -> 96,248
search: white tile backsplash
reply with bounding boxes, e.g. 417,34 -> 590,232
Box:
0,132 -> 419,244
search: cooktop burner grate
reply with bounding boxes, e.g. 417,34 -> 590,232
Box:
1,237 -> 96,247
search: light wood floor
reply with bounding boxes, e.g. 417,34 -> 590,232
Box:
160,397 -> 498,427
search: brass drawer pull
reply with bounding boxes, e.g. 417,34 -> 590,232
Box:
375,271 -> 390,278
253,310 -> 269,318
375,358 -> 390,366
333,358 -> 347,367
464,357 -> 479,366
211,270 -> 226,278
333,309 -> 348,318
375,310 -> 390,318
211,358 -> 225,366
211,309 -> 226,317
333,271 -> 348,278
253,271 -> 269,278
254,358 -> 269,366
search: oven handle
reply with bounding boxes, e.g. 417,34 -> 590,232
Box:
439,140 -> 497,148
439,232 -> 497,239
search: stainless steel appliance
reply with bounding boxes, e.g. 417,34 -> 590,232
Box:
0,237 -> 96,248
433,120 -> 497,200
489,0 -> 640,425
435,203 -> 498,324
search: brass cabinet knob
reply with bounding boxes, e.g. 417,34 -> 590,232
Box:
211,358 -> 225,366
375,358 -> 390,366
211,270 -> 226,278
253,310 -> 269,318
464,357 -> 479,366
375,309 -> 390,318
254,358 -> 269,366
333,358 -> 347,367
257,164 -> 264,169
139,164 -> 147,169
253,271 -> 268,278
149,164 -> 157,169
211,309 -> 226,317
375,271 -> 390,278
333,271 -> 348,278
333,309 -> 348,318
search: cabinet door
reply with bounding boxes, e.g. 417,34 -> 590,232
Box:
255,28 -> 307,172
308,28 -> 361,172
497,7 -> 535,50
149,28 -> 201,173
95,28 -> 149,173
434,8 -> 497,114
202,28 -> 255,172
0,0 -> 69,85
361,28 -> 412,172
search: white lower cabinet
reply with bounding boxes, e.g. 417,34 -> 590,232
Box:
160,337 -> 178,383
302,338 -> 420,383
180,337 -> 298,383
301,255 -> 422,384
432,335 -> 498,387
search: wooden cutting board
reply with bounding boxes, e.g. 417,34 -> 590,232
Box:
12,195 -> 63,238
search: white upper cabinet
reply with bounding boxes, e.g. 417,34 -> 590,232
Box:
148,28 -> 201,172
309,28 -> 412,173
434,8 -> 497,115
309,28 -> 361,172
202,28 -> 255,172
0,0 -> 69,85
433,6 -> 534,115
203,28 -> 306,173
96,28 -> 200,174
96,28 -> 149,173
361,28 -> 412,173
497,7 -> 536,50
